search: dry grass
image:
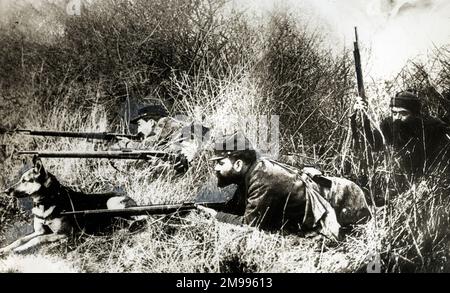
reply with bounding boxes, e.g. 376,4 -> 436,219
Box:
1,0 -> 450,273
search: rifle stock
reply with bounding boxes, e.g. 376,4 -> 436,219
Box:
60,201 -> 227,217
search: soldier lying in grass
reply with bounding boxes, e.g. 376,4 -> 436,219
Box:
116,102 -> 210,175
197,132 -> 371,240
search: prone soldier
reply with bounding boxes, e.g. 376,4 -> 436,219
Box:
198,132 -> 371,239
117,102 -> 210,174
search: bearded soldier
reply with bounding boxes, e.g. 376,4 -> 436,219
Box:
351,90 -> 450,180
198,132 -> 371,239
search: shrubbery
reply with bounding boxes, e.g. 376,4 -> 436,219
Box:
1,0 -> 450,272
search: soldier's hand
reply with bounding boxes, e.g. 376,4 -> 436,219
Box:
303,166 -> 322,177
114,137 -> 132,149
196,205 -> 217,219
353,96 -> 367,112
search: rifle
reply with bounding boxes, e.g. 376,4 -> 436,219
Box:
0,127 -> 142,141
60,201 -> 227,217
353,27 -> 366,101
351,27 -> 371,176
17,149 -> 186,165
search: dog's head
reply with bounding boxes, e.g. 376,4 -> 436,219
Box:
4,156 -> 50,198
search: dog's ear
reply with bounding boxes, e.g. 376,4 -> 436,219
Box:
33,156 -> 45,175
32,155 -> 38,165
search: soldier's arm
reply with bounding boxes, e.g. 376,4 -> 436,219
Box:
214,175 -> 272,228
197,204 -> 246,226
213,187 -> 247,225
215,212 -> 245,225
241,173 -> 275,229
114,137 -> 132,149
214,189 -> 270,227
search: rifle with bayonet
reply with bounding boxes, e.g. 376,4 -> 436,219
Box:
0,127 -> 142,141
61,201 -> 227,217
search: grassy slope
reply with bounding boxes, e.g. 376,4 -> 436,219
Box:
1,0 -> 450,272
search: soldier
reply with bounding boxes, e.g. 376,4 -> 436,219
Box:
351,90 -> 450,180
197,132 -> 371,239
124,103 -> 181,149
118,103 -> 210,174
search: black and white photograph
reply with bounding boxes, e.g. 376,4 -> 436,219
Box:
0,0 -> 449,276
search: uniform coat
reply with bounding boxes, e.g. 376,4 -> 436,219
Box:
216,159 -> 371,237
353,114 -> 450,177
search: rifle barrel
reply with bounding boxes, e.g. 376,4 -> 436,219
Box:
61,201 -> 226,217
14,129 -> 141,141
353,26 -> 366,100
61,203 -> 196,216
17,150 -> 176,160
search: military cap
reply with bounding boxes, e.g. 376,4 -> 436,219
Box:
390,90 -> 421,115
130,104 -> 169,124
210,132 -> 254,161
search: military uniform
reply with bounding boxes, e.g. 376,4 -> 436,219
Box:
118,104 -> 210,174
120,117 -> 185,151
378,116 -> 449,176
210,133 -> 370,239
215,158 -> 370,237
352,91 -> 450,178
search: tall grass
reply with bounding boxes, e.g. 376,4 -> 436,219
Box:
1,0 -> 450,272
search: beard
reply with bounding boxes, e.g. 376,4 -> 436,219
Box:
216,170 -> 242,187
392,117 -> 421,148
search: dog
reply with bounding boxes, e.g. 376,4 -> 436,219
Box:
0,156 -> 137,255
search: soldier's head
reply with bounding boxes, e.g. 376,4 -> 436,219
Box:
131,104 -> 169,137
210,132 -> 257,187
390,90 -> 421,122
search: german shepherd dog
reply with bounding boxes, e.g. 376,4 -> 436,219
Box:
0,156 -> 137,255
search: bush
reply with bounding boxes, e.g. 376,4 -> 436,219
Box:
1,0 -> 450,273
